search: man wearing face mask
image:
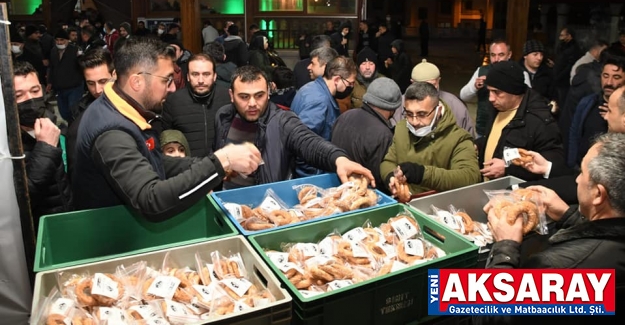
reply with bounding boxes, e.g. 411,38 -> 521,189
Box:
47,29 -> 84,124
290,56 -> 357,177
381,82 -> 480,201
11,27 -> 47,87
13,61 -> 72,232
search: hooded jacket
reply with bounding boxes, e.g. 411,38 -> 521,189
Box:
223,35 -> 248,67
215,62 -> 237,88
388,39 -> 412,92
156,83 -> 231,157
380,103 -> 481,194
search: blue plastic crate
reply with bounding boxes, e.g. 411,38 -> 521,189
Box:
211,174 -> 396,235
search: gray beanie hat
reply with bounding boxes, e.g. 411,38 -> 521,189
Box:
363,77 -> 402,111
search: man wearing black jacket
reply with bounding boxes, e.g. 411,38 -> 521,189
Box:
214,65 -> 375,189
47,29 -> 84,123
72,37 -> 262,221
154,53 -> 230,157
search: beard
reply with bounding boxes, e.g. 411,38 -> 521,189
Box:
142,87 -> 165,113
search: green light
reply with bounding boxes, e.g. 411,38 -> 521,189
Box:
222,1 -> 244,14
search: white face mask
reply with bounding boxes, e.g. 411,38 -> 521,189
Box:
157,29 -> 165,35
56,44 -> 67,50
407,105 -> 439,137
11,45 -> 22,54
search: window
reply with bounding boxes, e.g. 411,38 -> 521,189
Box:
149,0 -> 244,14
10,0 -> 42,15
308,0 -> 356,15
259,0 -> 304,12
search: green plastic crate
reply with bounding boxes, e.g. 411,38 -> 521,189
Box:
34,196 -> 237,272
248,203 -> 479,325
32,236 -> 292,325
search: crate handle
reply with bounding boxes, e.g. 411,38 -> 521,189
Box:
423,225 -> 446,244
254,265 -> 269,288
213,214 -> 225,229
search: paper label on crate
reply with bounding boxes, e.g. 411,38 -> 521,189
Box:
145,317 -> 170,325
503,147 -> 522,166
234,300 -> 253,312
50,298 -> 74,317
259,196 -> 282,212
454,215 -> 466,234
390,217 -> 419,240
299,290 -> 324,298
91,273 -> 120,299
267,251 -> 289,265
304,255 -> 333,268
377,243 -> 397,260
204,263 -> 219,283
374,228 -> 386,244
193,284 -> 216,302
223,203 -> 243,222
129,305 -> 159,321
163,300 -> 191,317
404,239 -> 425,257
294,243 -> 320,257
350,242 -> 370,258
222,278 -> 253,297
327,279 -> 354,291
97,307 -> 126,321
342,227 -> 368,243
147,276 -> 181,299
277,261 -> 305,275
318,237 -> 335,256
253,296 -> 271,307
390,260 -> 409,272
289,209 -> 305,218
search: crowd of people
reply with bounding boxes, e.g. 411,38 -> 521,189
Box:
8,16 -> 625,318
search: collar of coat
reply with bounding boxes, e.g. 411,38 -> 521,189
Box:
104,82 -> 156,130
549,214 -> 625,244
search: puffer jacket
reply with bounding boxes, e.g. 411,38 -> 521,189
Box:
214,101 -> 348,185
380,104 -> 481,194
23,131 -> 72,231
477,207 -> 625,325
476,88 -> 567,181
156,84 -> 231,157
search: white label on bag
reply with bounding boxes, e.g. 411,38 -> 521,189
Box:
439,211 -> 460,230
378,243 -> 397,260
234,300 -> 253,312
390,260 -> 409,272
253,296 -> 271,307
205,263 -> 219,283
503,147 -> 522,163
222,278 -> 253,297
267,252 -> 289,265
304,255 -> 333,268
318,237 -> 335,256
374,228 -> 386,244
147,276 -> 180,299
454,215 -> 466,234
289,209 -> 305,218
342,227 -> 367,243
98,307 -> 126,321
295,243 -> 319,257
193,284 -> 215,302
186,302 -> 205,315
327,279 -> 354,291
223,203 -> 243,221
277,261 -> 305,275
164,300 -> 191,317
260,196 -> 282,212
129,304 -> 159,320
91,273 -> 120,299
145,317 -> 170,325
350,242 -> 370,258
49,298 -> 74,316
390,217 -> 419,240
404,240 -> 425,257
300,290 -> 324,298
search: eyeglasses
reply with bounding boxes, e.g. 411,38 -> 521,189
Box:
138,71 -> 174,87
341,77 -> 355,88
402,105 -> 437,120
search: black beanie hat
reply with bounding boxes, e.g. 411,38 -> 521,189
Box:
24,25 -> 38,37
54,29 -> 69,40
523,39 -> 545,56
357,47 -> 378,65
485,61 -> 527,95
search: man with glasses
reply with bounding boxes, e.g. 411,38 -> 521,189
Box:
72,38 -> 262,221
380,82 -> 480,201
291,56 -> 357,177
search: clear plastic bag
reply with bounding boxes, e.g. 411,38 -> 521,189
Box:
385,207 -> 423,241
293,184 -> 323,205
210,251 -> 247,280
484,189 -> 548,235
393,166 -> 412,203
32,287 -> 77,325
115,261 -> 148,304
257,188 -> 289,213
